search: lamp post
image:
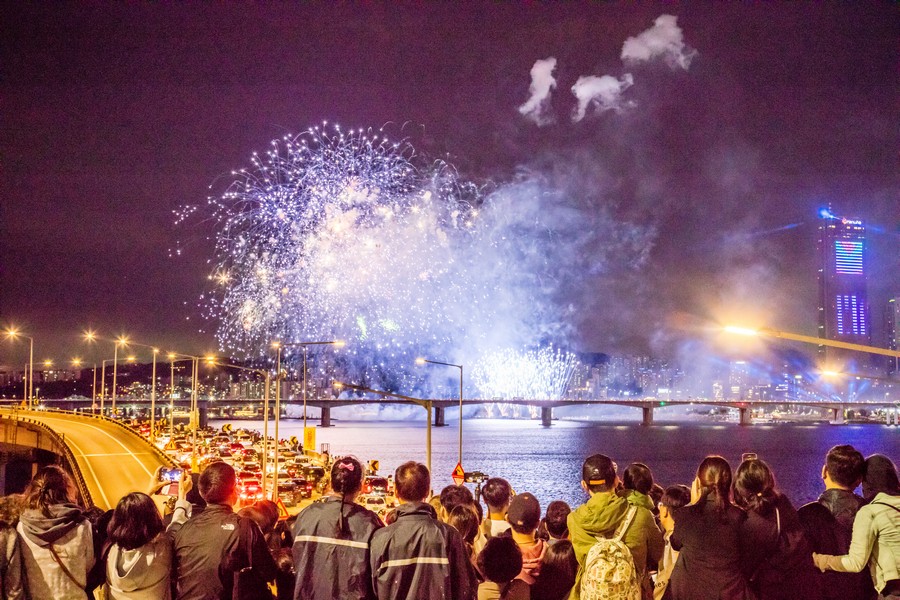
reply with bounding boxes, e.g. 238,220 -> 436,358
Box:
278,340 -> 344,448
334,381 -> 432,473
150,348 -> 159,443
272,342 -> 283,488
82,331 -> 98,411
205,356 -> 271,496
110,336 -> 129,417
5,329 -> 34,406
416,358 -> 464,466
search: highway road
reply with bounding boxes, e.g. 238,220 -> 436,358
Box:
2,410 -> 173,511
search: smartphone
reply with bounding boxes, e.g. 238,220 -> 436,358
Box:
159,467 -> 183,482
741,452 -> 758,462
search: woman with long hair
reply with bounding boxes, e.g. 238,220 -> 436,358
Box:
290,456 -> 384,600
105,492 -> 173,599
667,456 -> 754,600
530,540 -> 577,600
16,465 -> 95,600
733,459 -> 819,600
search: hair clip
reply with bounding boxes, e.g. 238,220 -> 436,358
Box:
338,463 -> 355,472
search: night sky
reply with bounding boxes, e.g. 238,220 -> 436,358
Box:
2,3 -> 897,364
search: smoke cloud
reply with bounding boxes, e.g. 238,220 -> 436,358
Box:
621,14 -> 696,70
570,74 -> 634,122
518,57 -> 558,126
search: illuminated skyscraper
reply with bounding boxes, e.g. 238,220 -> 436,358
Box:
817,208 -> 871,356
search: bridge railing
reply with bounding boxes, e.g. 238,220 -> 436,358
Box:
0,413 -> 95,509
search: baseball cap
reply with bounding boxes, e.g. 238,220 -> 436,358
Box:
507,492 -> 541,530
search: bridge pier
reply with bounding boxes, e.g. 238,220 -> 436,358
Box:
831,408 -> 845,425
739,407 -> 752,426
641,406 -> 654,427
320,406 -> 332,428
434,406 -> 446,427
541,407 -> 552,427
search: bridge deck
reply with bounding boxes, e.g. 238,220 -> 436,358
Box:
1,410 -> 173,511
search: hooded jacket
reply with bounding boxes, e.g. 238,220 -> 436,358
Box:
369,501 -> 476,600
517,538 -> 546,585
291,495 -> 383,600
106,532 -> 173,600
567,491 -> 663,600
620,490 -> 655,513
17,503 -> 95,600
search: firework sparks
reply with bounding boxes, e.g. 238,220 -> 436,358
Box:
198,123 -> 652,394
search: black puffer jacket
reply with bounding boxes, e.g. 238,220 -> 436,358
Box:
369,502 -> 476,600
291,496 -> 383,600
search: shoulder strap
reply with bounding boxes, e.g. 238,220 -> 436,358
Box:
613,505 -> 639,542
48,545 -> 86,590
775,507 -> 781,537
871,502 -> 900,515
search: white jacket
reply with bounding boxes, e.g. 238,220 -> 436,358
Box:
106,533 -> 173,600
17,517 -> 94,600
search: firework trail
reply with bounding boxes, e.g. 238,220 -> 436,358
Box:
200,124 -> 652,396
472,347 -> 579,417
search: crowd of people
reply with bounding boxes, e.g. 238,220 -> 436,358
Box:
0,444 -> 896,600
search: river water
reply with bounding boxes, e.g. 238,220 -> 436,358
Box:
210,418 -> 898,509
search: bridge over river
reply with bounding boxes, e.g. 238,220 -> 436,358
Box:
27,395 -> 899,428
0,395 -> 894,510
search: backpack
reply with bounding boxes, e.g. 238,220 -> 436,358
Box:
580,505 -> 642,600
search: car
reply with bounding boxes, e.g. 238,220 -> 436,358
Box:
303,466 -> 326,484
239,479 -> 264,506
295,478 -> 313,499
359,495 -> 387,509
363,476 -> 389,496
277,482 -> 301,506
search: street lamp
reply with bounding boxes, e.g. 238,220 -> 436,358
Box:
271,342 -> 284,485
5,328 -> 34,406
150,348 -> 159,443
111,336 -> 129,417
278,340 -> 345,443
334,381 -> 433,474
416,358 -> 464,466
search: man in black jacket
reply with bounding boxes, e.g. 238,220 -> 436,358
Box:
798,444 -> 875,600
369,461 -> 476,600
171,462 -> 278,600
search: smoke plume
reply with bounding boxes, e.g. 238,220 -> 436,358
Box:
621,14 -> 696,70
570,74 -> 634,122
518,57 -> 558,126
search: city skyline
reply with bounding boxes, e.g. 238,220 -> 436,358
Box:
2,4 -> 898,363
